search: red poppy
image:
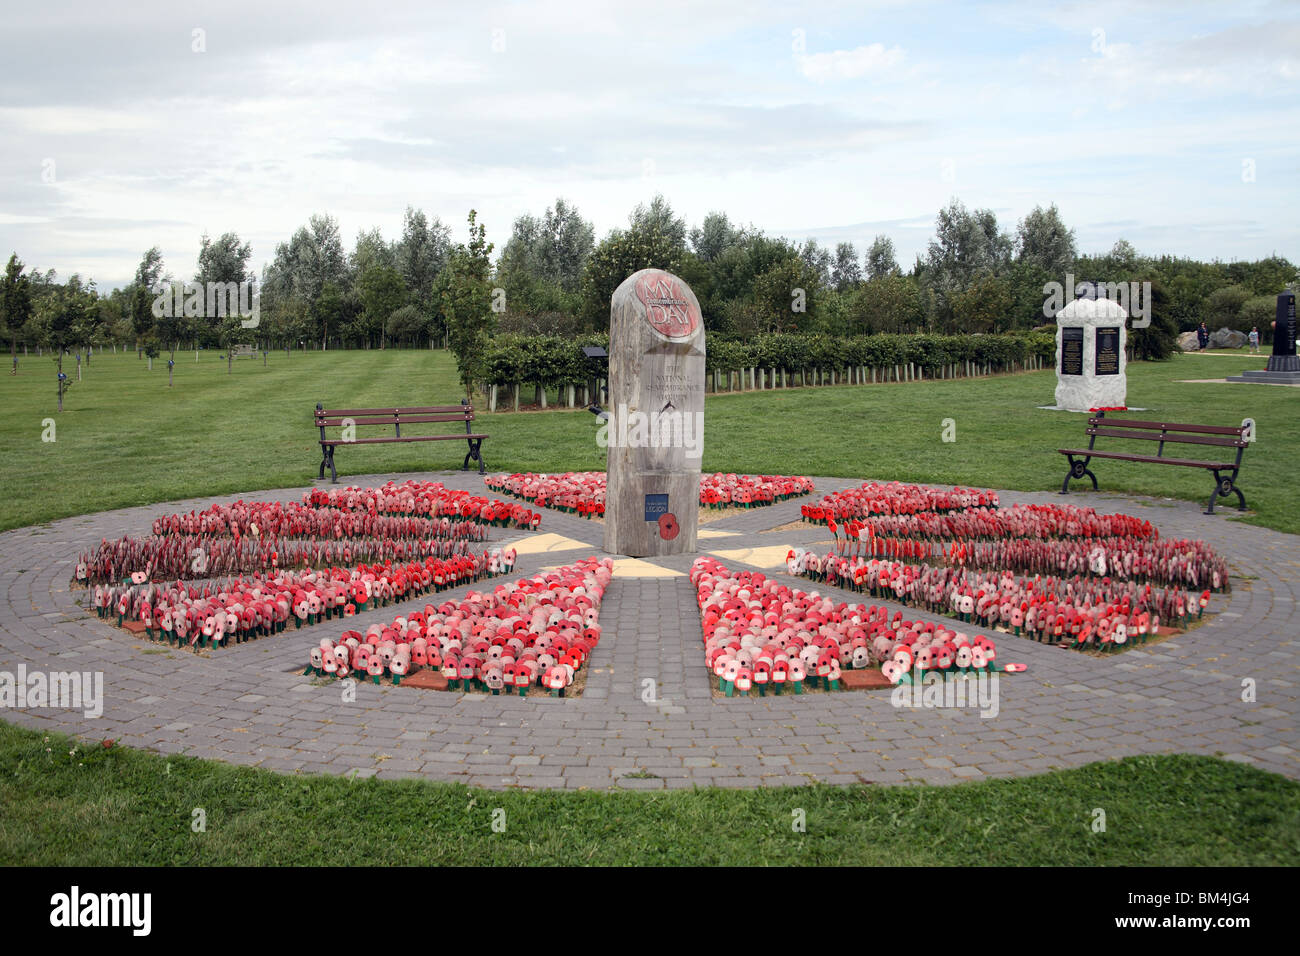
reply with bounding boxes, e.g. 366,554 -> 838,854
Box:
658,512 -> 680,540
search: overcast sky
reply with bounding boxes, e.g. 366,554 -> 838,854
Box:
2,0 -> 1296,289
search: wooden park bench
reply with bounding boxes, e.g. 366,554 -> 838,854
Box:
1058,412 -> 1250,515
230,344 -> 257,359
314,401 -> 488,482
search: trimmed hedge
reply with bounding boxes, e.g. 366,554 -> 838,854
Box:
482,331 -> 1055,388
484,333 -> 609,389
706,331 -> 1054,374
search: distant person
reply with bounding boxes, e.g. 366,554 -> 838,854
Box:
1197,322 -> 1209,351
1249,326 -> 1260,353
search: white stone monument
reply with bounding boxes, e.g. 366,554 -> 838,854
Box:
1054,297 -> 1128,411
603,269 -> 706,557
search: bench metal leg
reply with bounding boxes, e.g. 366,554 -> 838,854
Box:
319,444 -> 337,483
1060,455 -> 1097,495
463,438 -> 486,475
1207,471 -> 1245,515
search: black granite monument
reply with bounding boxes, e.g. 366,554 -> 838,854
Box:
1226,291 -> 1300,384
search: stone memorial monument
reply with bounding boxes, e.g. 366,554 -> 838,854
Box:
603,269 -> 706,557
1227,291 -> 1300,384
1054,297 -> 1128,411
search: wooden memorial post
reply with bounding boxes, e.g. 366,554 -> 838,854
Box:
603,269 -> 706,557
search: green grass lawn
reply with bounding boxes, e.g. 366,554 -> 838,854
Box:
3,349 -> 1296,866
2,347 -> 1294,533
1,722 -> 1296,865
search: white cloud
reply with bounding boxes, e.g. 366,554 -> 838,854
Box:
0,106 -> 156,135
798,43 -> 906,82
0,1 -> 1296,284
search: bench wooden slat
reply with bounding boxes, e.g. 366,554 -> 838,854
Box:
1059,448 -> 1236,469
313,400 -> 487,481
319,405 -> 472,417
316,414 -> 472,427
1087,417 -> 1243,436
1087,428 -> 1245,447
321,435 -> 489,445
1060,410 -> 1248,515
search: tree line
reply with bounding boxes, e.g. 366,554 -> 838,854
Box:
3,195 -> 1295,381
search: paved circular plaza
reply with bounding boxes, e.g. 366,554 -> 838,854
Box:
2,471 -> 1296,789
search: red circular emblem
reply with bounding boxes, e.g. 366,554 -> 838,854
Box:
658,512 -> 680,540
634,270 -> 700,341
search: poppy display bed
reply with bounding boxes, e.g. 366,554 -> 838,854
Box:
792,482 -> 1227,653
303,557 -> 614,697
73,481 -> 534,651
693,557 -> 1023,699
484,472 -> 814,520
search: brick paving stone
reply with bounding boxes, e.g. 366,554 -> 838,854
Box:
3,471 -> 1296,791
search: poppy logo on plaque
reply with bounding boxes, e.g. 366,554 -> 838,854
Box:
635,270 -> 700,341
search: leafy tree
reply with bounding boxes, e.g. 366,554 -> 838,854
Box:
628,194 -> 688,254
195,231 -> 253,373
750,255 -> 824,333
385,303 -> 429,345
130,283 -> 155,354
1015,203 -> 1076,276
494,199 -> 594,322
850,274 -> 924,334
925,198 -> 1012,296
831,242 -> 862,290
865,234 -> 899,280
1165,271 -> 1217,330
135,246 -> 165,291
397,207 -> 452,330
313,280 -> 346,350
709,235 -> 801,306
498,214 -> 544,281
355,265 -> 407,348
580,226 -> 684,328
1204,285 -> 1251,329
74,291 -> 107,357
150,279 -> 188,383
1227,255 -> 1294,297
798,239 -> 832,288
37,275 -> 95,411
950,272 -> 1013,333
279,294 -> 318,348
1128,278 -> 1177,360
538,198 -> 595,292
1110,239 -> 1139,272
442,210 -> 495,398
1005,260 -> 1055,330
128,246 -> 166,355
690,212 -> 745,263
1,253 -> 32,373
272,214 -> 347,302
350,227 -> 398,276
263,215 -> 347,348
1240,296 -> 1276,343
